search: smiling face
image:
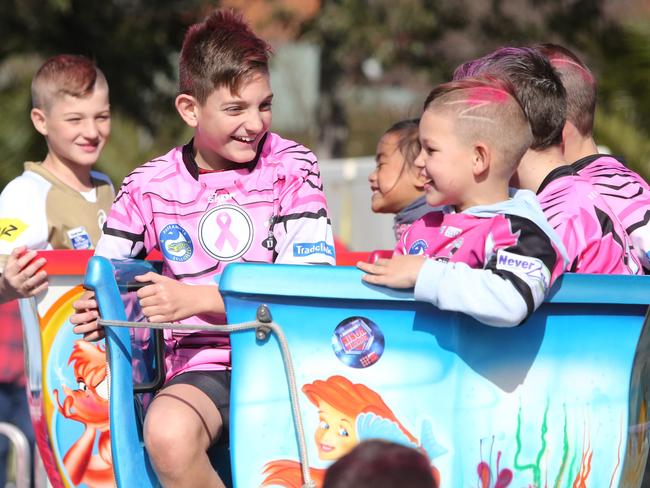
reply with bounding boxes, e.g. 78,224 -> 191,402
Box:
416,110 -> 477,211
314,400 -> 358,460
190,71 -> 273,171
369,131 -> 423,214
32,85 -> 111,169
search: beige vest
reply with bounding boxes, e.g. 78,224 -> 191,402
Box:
25,162 -> 114,250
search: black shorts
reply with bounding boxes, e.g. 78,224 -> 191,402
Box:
161,370 -> 231,445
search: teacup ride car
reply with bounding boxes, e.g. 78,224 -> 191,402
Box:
83,255 -> 650,488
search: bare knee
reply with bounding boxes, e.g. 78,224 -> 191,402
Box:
144,406 -> 203,470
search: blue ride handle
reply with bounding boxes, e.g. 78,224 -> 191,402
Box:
83,256 -> 160,488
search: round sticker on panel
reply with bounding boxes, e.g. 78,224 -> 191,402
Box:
199,204 -> 254,261
160,224 -> 194,262
332,316 -> 385,368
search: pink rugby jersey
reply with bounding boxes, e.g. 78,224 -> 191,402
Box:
537,165 -> 641,275
572,154 -> 650,271
395,189 -> 567,327
95,133 -> 335,380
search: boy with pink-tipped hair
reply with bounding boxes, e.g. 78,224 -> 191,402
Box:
453,47 -> 641,276
358,76 -> 567,327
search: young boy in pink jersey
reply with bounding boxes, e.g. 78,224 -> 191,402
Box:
453,47 -> 641,275
358,77 -> 567,327
534,43 -> 650,272
71,9 -> 334,488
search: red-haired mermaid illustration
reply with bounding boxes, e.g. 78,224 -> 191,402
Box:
53,340 -> 113,488
261,375 -> 444,487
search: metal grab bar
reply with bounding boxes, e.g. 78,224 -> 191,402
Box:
0,422 -> 31,488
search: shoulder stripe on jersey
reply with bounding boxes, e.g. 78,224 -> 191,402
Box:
594,207 -> 623,249
595,186 -> 644,200
544,211 -> 562,224
141,191 -> 210,209
173,262 -> 221,280
571,154 -> 602,172
505,214 -> 559,277
537,165 -> 575,194
101,226 -> 148,259
303,179 -> 324,191
540,187 -> 571,205
275,143 -> 302,154
541,200 -> 568,214
274,208 -> 330,230
294,157 -> 318,167
490,268 -> 534,320
627,209 -> 650,235
102,226 -> 145,243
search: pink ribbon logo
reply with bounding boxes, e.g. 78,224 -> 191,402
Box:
214,212 -> 239,251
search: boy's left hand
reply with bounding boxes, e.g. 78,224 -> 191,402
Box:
357,255 -> 426,288
134,273 -> 224,323
135,272 -> 198,323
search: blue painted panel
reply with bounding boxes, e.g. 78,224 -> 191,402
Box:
221,263 -> 650,488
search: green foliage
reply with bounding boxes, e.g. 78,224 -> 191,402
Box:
0,0 -> 213,187
0,0 -> 648,183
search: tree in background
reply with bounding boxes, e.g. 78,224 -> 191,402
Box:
0,0 -> 210,185
0,0 -> 648,186
295,0 -> 650,177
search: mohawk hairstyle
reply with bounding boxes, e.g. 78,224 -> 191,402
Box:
179,9 -> 272,104
31,54 -> 107,111
534,43 -> 596,136
453,47 -> 566,151
424,76 -> 533,177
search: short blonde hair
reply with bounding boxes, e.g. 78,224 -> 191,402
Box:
31,54 -> 107,111
424,76 -> 533,177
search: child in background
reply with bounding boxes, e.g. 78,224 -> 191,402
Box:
0,54 -> 114,252
358,77 -> 567,328
453,47 -> 641,275
323,440 -> 438,488
369,119 -> 430,241
534,43 -> 650,272
71,10 -> 334,488
0,54 -> 113,488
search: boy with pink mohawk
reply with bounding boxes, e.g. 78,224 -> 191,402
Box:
358,77 -> 567,327
453,47 -> 641,275
535,43 -> 650,272
71,9 -> 334,488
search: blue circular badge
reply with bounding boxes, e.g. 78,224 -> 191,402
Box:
159,224 -> 194,262
408,239 -> 428,255
332,316 -> 385,369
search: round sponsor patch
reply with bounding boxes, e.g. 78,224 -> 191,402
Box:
199,204 -> 253,261
160,224 -> 194,262
331,316 -> 385,369
408,239 -> 428,255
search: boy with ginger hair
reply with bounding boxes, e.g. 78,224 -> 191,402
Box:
358,77 -> 567,327
0,54 -> 114,488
